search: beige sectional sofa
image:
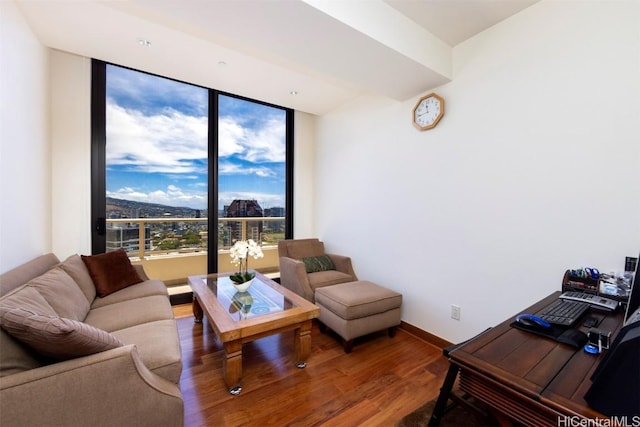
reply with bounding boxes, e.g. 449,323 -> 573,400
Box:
0,252 -> 184,427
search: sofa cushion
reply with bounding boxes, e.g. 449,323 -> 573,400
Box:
287,240 -> 325,259
26,267 -> 90,321
112,319 -> 182,384
91,279 -> 168,309
307,270 -> 355,292
59,254 -> 97,303
84,295 -> 174,332
302,255 -> 336,273
81,249 -> 142,297
1,285 -> 58,316
0,253 -> 60,297
0,289 -> 123,360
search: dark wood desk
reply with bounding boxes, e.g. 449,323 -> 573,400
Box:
431,292 -> 625,426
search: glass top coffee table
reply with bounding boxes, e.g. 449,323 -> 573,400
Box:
188,271 -> 320,395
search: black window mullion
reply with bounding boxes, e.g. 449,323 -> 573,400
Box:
208,90 -> 219,274
90,59 -> 107,255
285,109 -> 294,239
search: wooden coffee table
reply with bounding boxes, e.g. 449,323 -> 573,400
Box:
188,271 -> 320,395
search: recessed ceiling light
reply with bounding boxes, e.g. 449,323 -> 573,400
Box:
290,90 -> 298,96
218,61 -> 227,66
137,38 -> 151,47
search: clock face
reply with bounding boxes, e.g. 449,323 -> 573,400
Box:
413,93 -> 444,131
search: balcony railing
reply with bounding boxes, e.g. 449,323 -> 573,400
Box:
106,217 -> 283,286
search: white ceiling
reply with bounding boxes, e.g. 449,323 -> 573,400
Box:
15,0 -> 539,115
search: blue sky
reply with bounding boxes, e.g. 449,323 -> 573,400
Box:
105,65 -> 286,211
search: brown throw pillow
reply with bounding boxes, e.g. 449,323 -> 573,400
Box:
81,249 -> 142,297
0,291 -> 123,360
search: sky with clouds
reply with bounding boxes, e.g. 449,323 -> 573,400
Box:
105,64 -> 286,212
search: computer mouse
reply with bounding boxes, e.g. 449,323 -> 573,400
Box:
516,313 -> 551,329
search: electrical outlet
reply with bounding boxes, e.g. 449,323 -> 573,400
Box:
451,304 -> 461,321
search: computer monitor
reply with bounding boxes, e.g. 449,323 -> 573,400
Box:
623,252 -> 640,326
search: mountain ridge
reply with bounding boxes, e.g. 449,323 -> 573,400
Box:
106,197 -> 204,218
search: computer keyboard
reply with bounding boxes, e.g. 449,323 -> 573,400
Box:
560,291 -> 619,311
539,299 -> 589,326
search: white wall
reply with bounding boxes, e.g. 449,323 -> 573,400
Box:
50,50 -> 92,259
293,111 -> 316,238
314,0 -> 640,344
0,2 -> 51,273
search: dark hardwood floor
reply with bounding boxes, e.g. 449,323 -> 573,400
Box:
173,304 -> 450,426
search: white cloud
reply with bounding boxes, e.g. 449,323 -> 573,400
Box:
108,185 -> 207,209
106,103 -> 208,174
243,117 -> 286,163
218,160 -> 276,178
107,102 -> 284,178
219,115 -> 285,164
218,116 -> 246,157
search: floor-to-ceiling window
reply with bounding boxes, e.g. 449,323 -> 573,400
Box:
91,60 -> 292,282
217,93 -> 288,252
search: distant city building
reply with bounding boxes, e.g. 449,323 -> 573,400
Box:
226,199 -> 263,218
107,225 -> 151,254
263,207 -> 285,233
264,207 -> 284,217
223,199 -> 263,245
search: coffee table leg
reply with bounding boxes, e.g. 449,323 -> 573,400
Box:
224,340 -> 243,395
294,320 -> 313,368
192,297 -> 203,323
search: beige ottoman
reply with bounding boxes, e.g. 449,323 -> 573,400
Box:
315,280 -> 402,353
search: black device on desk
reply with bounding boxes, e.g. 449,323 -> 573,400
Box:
559,291 -> 619,311
622,256 -> 640,326
537,298 -> 589,326
584,253 -> 640,417
513,313 -> 588,348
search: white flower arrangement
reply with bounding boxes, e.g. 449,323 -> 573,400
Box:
229,239 -> 264,284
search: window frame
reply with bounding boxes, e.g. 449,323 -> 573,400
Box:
90,59 -> 294,274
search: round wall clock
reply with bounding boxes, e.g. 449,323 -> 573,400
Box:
412,93 -> 444,131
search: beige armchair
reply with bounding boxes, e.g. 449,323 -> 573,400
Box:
278,238 -> 357,302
